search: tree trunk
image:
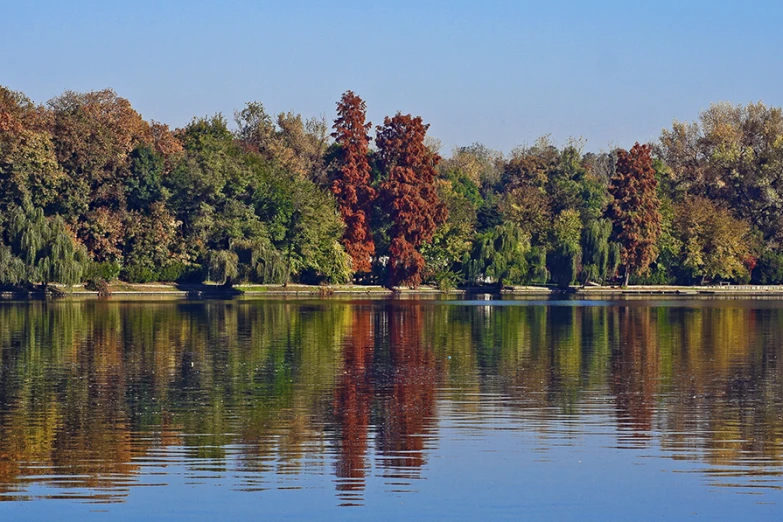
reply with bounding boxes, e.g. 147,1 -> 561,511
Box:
284,245 -> 292,288
623,266 -> 631,287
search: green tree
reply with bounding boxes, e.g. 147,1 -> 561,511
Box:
255,170 -> 350,285
0,205 -> 87,287
548,209 -> 582,288
125,145 -> 165,212
463,223 -> 530,286
581,219 -> 612,283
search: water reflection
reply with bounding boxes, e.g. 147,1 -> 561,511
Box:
0,299 -> 781,507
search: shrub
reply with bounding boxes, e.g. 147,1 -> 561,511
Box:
85,261 -> 121,282
84,277 -> 111,296
121,265 -> 157,283
158,262 -> 203,283
752,251 -> 783,284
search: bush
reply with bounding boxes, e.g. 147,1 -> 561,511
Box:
85,261 -> 121,282
630,264 -> 676,285
84,277 -> 111,296
434,269 -> 463,292
121,265 -> 157,283
158,262 -> 203,283
752,251 -> 783,284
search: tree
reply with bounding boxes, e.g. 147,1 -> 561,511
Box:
607,143 -> 662,285
167,114 -> 263,255
125,145 -> 165,212
674,197 -> 753,283
331,91 -> 376,275
658,102 -> 783,244
235,102 -> 329,182
462,222 -> 530,286
548,209 -> 582,288
442,142 -> 504,195
255,170 -> 351,285
48,89 -> 152,215
376,113 -> 447,287
0,204 -> 87,287
0,86 -> 63,212
581,219 -> 612,283
420,175 -> 477,288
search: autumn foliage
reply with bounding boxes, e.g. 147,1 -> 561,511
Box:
4,84 -> 783,288
376,114 -> 447,287
607,143 -> 662,284
331,91 -> 376,273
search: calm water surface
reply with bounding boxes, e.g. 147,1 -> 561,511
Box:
0,297 -> 782,520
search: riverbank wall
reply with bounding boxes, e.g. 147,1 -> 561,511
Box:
4,283 -> 783,300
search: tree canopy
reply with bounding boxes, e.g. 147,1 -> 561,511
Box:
1,85 -> 780,289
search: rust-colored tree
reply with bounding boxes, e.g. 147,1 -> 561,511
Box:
377,303 -> 436,472
332,309 -> 375,502
331,91 -> 376,274
607,143 -> 662,285
376,113 -> 447,287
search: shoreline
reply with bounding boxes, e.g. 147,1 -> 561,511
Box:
4,283 -> 783,300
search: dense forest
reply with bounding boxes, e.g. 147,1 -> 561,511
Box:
1,86 -> 782,289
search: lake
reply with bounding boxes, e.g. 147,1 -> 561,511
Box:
0,297 -> 781,520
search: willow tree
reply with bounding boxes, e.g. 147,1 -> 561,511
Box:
607,143 -> 662,285
463,222 -> 530,286
376,113 -> 447,287
581,219 -> 612,283
1,205 -> 87,288
331,91 -> 376,275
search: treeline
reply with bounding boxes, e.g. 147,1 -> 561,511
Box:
1,86 -> 782,288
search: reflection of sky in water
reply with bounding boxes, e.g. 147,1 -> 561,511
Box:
0,299 -> 781,520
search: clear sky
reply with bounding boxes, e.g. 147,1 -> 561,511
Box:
3,0 -> 782,154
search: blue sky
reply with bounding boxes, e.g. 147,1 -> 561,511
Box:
3,0 -> 782,154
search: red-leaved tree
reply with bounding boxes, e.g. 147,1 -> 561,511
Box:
607,143 -> 662,285
376,113 -> 447,287
331,91 -> 376,274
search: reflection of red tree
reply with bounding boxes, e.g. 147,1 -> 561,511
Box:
378,303 -> 436,475
333,308 -> 375,496
610,307 -> 658,438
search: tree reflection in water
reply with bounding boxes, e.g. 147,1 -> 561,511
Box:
0,299 -> 782,504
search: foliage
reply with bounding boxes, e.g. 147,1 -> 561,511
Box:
607,143 -> 662,284
256,170 -> 351,285
581,219 -> 612,283
84,261 -> 122,282
376,113 -> 447,287
207,249 -> 239,285
753,250 -> 783,284
658,102 -> 783,245
126,145 -> 165,211
463,223 -> 530,286
548,209 -> 582,288
0,204 -> 87,286
674,197 -> 753,283
4,86 -> 783,290
157,262 -> 203,283
331,91 -> 376,274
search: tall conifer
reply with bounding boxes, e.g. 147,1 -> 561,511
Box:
331,91 -> 376,274
376,113 -> 447,287
607,143 -> 662,285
